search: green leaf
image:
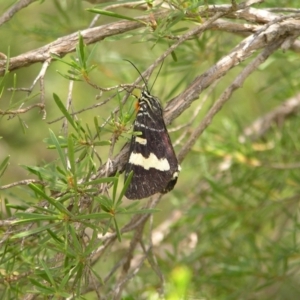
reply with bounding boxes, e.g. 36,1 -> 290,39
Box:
4,198 -> 12,217
70,262 -> 84,287
94,140 -> 111,146
171,49 -> 178,62
67,135 -> 76,179
12,223 -> 57,239
29,278 -> 55,294
22,165 -> 60,183
13,213 -> 60,224
47,229 -> 64,244
73,212 -> 112,220
89,266 -> 104,285
53,93 -> 78,131
83,230 -> 98,256
44,135 -> 68,146
113,217 -> 121,242
112,172 -> 119,205
68,224 -> 82,253
5,204 -> 28,211
87,8 -> 145,23
59,270 -> 72,290
56,71 -> 82,81
56,165 -> 67,177
51,53 -> 79,68
84,123 -> 93,141
77,32 -> 86,69
94,116 -> 101,139
40,260 -> 56,287
94,195 -> 113,212
49,129 -> 67,171
117,170 -> 133,204
17,115 -> 27,134
28,183 -> 72,216
79,176 -> 117,186
0,155 -> 10,178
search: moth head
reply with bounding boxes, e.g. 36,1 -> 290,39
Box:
140,90 -> 162,114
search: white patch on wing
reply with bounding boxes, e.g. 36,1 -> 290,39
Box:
172,171 -> 179,179
137,110 -> 153,120
134,121 -> 164,132
172,165 -> 181,178
135,137 -> 147,145
129,152 -> 170,171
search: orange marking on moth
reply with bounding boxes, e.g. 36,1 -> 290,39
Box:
135,101 -> 140,112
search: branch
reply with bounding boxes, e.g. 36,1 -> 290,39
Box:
0,0 -> 38,27
0,103 -> 45,117
0,11 -> 168,76
0,179 -> 44,190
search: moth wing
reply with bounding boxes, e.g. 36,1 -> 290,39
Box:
125,118 -> 178,200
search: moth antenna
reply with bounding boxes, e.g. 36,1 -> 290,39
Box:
149,60 -> 164,93
123,59 -> 149,92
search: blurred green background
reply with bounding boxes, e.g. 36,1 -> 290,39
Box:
1,0 -> 300,299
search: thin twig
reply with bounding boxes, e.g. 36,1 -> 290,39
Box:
0,179 -> 44,190
48,93 -> 116,124
62,79 -> 75,134
47,84 -> 140,124
0,103 -> 45,116
0,0 -> 38,26
7,57 -> 51,120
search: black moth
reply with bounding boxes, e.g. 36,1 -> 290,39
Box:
124,80 -> 180,200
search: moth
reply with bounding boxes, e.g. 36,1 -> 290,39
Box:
124,84 -> 180,200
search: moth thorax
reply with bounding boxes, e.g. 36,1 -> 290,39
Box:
140,92 -> 162,113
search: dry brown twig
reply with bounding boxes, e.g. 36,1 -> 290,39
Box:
0,0 -> 38,26
0,103 -> 45,117
0,179 -> 44,190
